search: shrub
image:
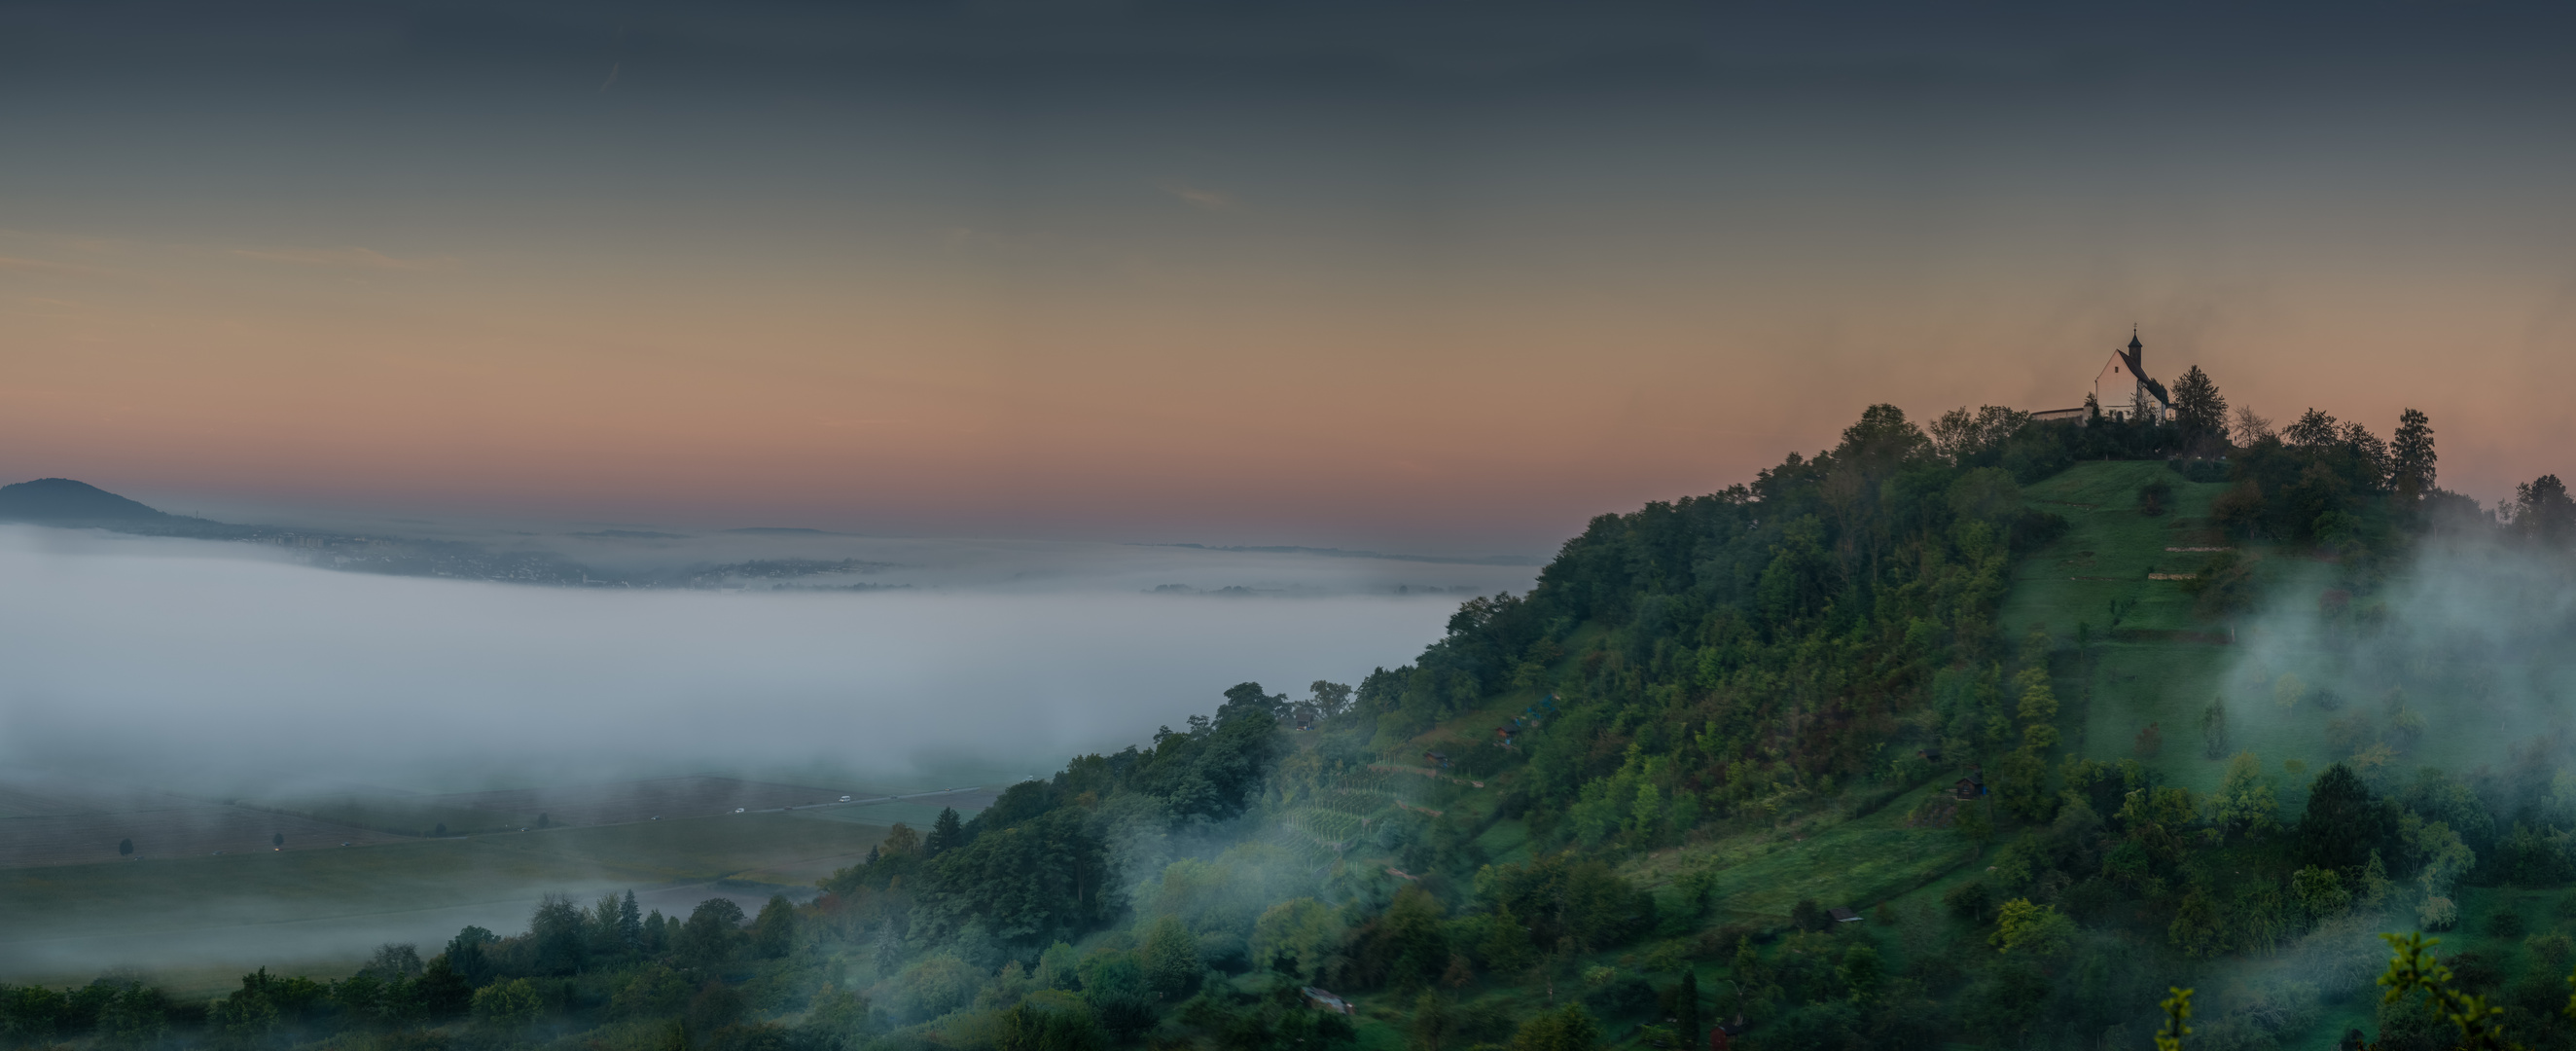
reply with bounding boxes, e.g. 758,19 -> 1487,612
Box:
1639,940 -> 1686,973
608,965 -> 691,1019
470,979 -> 543,1030
1943,881 -> 1992,923
689,982 -> 747,1033
1580,975 -> 1656,1020
1506,1004 -> 1599,1051
897,953 -> 984,1021
2138,480 -> 2173,517
2448,951 -> 2501,993
2132,723 -> 2164,758
992,1001 -> 1110,1051
2418,896 -> 2458,931
1990,900 -> 2075,958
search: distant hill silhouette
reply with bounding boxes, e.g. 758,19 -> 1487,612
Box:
0,478 -> 171,524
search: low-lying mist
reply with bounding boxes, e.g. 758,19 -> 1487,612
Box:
0,526 -> 1507,792
2209,526 -> 2576,789
0,524 -> 1521,984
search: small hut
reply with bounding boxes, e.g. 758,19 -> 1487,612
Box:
1302,988 -> 1355,1015
1494,727 -> 1521,747
1424,750 -> 1449,769
1828,907 -> 1861,924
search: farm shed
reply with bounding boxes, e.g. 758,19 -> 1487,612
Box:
1302,988 -> 1354,1015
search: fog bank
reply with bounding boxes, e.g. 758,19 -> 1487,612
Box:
0,526 -> 1489,791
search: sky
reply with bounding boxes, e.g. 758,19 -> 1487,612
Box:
4,2 -> 2574,552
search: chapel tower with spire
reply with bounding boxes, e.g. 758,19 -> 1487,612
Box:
2093,328 -> 2170,422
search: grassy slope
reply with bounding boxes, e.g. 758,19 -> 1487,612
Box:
1623,785 -> 1981,930
2004,460 -> 2245,791
2005,459 -> 2502,791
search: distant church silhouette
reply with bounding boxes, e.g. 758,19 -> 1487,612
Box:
2032,328 -> 2170,423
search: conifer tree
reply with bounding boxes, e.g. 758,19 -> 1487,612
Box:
925,807 -> 964,856
2169,365 -> 2228,450
1672,970 -> 1700,1048
2388,408 -> 2436,501
618,889 -> 643,948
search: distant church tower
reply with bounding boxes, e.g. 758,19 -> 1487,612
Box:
2093,329 -> 2171,423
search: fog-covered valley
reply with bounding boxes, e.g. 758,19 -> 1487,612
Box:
0,520 -> 1527,985
0,524 -> 1527,790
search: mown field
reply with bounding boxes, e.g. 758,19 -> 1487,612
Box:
2002,460 -> 2249,791
0,806 -> 924,992
1620,783 -> 1982,930
239,775 -> 921,838
2002,459 -> 2511,798
0,777 -> 403,868
1,772 -> 986,870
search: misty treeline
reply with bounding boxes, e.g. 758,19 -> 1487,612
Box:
21,380 -> 2576,1051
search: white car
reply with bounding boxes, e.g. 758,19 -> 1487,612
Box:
733,807 -> 745,814
840,795 -> 852,802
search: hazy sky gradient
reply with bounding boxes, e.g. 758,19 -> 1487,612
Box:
5,2 -> 2572,550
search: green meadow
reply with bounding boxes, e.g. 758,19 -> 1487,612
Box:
0,813 -> 892,991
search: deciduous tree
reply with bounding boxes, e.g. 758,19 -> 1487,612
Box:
2511,475 -> 2576,545
1140,916 -> 1202,1001
677,897 -> 746,966
752,894 -> 797,960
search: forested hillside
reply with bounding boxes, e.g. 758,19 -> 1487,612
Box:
17,387 -> 2576,1051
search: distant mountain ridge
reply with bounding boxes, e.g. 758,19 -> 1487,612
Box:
0,478 -> 172,523
1141,542 -> 1544,566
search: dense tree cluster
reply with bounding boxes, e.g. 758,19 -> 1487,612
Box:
1351,403 -> 2090,848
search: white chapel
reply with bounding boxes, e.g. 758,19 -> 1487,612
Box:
2035,330 -> 2171,423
